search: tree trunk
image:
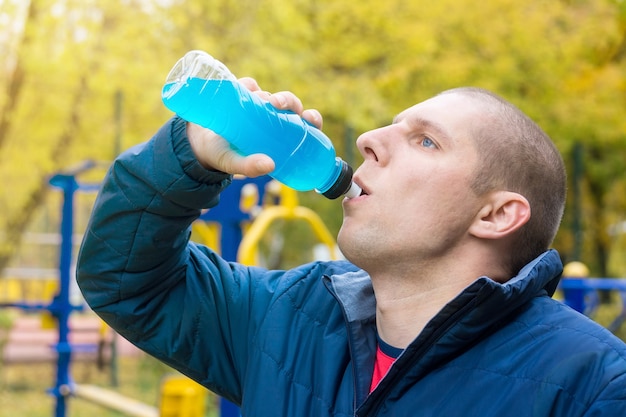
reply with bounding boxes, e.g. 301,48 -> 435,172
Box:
0,9 -> 113,274
0,0 -> 38,150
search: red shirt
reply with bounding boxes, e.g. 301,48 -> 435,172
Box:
370,338 -> 403,392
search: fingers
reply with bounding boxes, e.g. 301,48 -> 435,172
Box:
188,77 -> 323,178
239,154 -> 275,178
302,109 -> 323,129
218,151 -> 275,178
187,122 -> 275,177
238,77 -> 322,128
269,92 -> 322,129
238,77 -> 261,92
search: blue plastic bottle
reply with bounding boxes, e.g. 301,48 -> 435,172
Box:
162,50 -> 361,199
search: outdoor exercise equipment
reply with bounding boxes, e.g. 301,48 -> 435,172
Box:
159,375 -> 207,417
560,261 -> 626,333
0,161 -> 102,417
237,181 -> 340,265
73,384 -> 158,417
560,279 -> 626,333
0,161 -> 159,417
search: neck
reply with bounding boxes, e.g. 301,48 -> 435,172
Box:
370,252 -> 501,349
373,275 -> 464,349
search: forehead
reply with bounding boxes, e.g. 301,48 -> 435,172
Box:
395,93 -> 483,146
396,92 -> 479,124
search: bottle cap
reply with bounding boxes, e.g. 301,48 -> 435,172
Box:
344,181 -> 362,199
322,159 -> 355,199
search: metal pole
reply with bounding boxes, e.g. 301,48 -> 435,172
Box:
48,162 -> 95,417
48,174 -> 79,417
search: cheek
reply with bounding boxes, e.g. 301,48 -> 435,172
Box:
401,177 -> 477,230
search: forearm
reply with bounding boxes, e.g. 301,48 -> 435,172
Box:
76,116 -> 231,319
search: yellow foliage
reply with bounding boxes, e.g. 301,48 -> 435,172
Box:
0,0 -> 625,273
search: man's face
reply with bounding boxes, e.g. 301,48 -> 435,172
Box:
337,92 -> 487,272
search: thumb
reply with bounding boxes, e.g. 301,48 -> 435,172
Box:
236,153 -> 275,178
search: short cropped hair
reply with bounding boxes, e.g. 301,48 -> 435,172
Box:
440,87 -> 567,275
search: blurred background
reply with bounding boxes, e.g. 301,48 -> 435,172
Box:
1,0 -> 625,416
1,0 -> 626,276
0,0 -> 626,276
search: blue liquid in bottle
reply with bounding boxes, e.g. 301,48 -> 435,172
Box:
161,50 -> 360,199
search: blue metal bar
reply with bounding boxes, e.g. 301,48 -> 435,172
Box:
47,173 -> 83,417
1,162 -> 110,417
560,277 -> 626,291
560,277 -> 626,333
46,164 -> 103,417
0,302 -> 49,310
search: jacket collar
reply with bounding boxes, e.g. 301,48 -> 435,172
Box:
326,269 -> 376,323
327,249 -> 563,327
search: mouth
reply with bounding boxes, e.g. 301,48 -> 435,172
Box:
345,179 -> 369,200
356,177 -> 369,195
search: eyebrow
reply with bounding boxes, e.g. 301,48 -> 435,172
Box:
393,114 -> 454,144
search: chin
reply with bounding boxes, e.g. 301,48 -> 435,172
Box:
336,235 -> 354,262
336,240 -> 368,269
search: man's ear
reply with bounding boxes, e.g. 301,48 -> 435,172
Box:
469,191 -> 531,239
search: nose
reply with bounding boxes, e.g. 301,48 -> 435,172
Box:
356,126 -> 390,165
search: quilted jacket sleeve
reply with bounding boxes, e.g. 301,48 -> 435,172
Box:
76,116 -> 273,402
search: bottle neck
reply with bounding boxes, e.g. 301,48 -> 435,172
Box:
319,158 -> 354,199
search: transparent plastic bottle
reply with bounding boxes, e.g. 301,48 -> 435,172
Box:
162,50 -> 361,199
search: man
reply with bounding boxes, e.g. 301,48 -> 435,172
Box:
77,78 -> 626,416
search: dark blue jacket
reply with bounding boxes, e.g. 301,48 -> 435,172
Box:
77,117 -> 626,416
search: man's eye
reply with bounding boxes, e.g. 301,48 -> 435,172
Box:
422,137 -> 437,148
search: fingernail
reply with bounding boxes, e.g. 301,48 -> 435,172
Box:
305,110 -> 321,125
257,158 -> 272,172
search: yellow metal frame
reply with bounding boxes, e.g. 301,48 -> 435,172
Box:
191,221 -> 221,253
158,375 -> 207,417
237,183 -> 339,266
0,277 -> 58,305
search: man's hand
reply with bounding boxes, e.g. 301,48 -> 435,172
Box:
186,77 -> 323,177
